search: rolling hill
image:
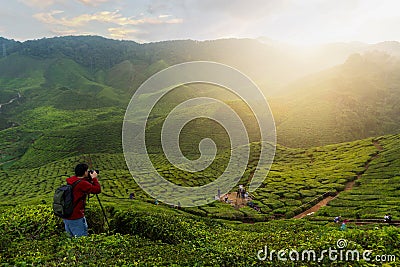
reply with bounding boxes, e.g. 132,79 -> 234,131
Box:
1,36 -> 400,169
1,36 -> 400,266
1,132 -> 399,220
275,51 -> 400,147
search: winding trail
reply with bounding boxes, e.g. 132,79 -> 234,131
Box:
0,92 -> 21,111
293,196 -> 335,219
294,140 -> 383,219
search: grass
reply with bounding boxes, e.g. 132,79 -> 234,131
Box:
1,133 -> 393,222
1,204 -> 399,266
314,134 -> 400,220
1,36 -> 400,265
1,87 -> 398,222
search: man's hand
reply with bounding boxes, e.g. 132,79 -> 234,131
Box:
90,170 -> 98,179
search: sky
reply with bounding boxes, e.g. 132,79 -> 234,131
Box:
1,0 -> 400,44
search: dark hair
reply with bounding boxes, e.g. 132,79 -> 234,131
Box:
75,163 -> 89,177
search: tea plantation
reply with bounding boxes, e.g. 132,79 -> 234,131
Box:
1,35 -> 400,265
316,134 -> 400,220
1,204 -> 399,266
1,134 -> 400,265
0,136 -> 385,219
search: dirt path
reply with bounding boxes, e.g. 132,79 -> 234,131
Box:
293,196 -> 335,219
218,173 -> 256,209
294,140 -> 383,219
220,192 -> 250,209
373,140 -> 384,151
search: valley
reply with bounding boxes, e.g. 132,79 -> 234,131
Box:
0,36 -> 399,266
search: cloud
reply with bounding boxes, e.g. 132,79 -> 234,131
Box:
76,0 -> 111,7
190,0 -> 289,20
18,0 -> 63,9
31,9 -> 182,41
108,27 -> 138,39
4,0 -> 400,43
33,10 -> 183,28
50,28 -> 78,36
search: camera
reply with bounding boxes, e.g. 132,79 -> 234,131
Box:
89,169 -> 100,175
87,169 -> 99,182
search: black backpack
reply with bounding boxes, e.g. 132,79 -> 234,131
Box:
53,180 -> 81,218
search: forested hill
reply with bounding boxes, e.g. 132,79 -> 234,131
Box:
2,36 -> 399,93
1,36 -> 400,167
273,51 -> 400,147
2,36 -> 400,266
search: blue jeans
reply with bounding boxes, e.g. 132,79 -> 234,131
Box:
63,217 -> 88,237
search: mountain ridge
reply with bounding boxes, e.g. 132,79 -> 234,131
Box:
1,35 -> 400,167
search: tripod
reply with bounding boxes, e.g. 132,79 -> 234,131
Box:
85,154 -> 110,232
95,194 -> 110,230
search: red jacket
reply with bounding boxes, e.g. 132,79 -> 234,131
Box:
65,176 -> 101,220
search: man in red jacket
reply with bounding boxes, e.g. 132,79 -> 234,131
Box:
63,163 -> 101,237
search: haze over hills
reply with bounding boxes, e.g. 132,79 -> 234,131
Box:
1,35 -> 400,167
1,36 -> 400,265
2,36 -> 400,92
275,51 -> 400,147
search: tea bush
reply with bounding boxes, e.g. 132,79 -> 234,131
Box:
1,205 -> 399,266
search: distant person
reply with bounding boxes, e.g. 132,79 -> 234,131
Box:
224,194 -> 229,203
334,216 -> 341,223
129,192 -> 135,199
340,220 -> 347,231
384,214 -> 392,223
62,163 -> 101,237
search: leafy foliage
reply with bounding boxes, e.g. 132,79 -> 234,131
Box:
1,36 -> 400,265
1,205 -> 399,266
315,134 -> 400,220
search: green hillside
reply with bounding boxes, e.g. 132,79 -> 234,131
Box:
1,36 -> 400,154
0,36 -> 399,217
1,36 -> 399,213
1,134 -> 400,265
275,51 -> 400,147
1,204 -> 398,266
1,133 -> 397,221
1,35 -> 400,266
316,134 -> 400,220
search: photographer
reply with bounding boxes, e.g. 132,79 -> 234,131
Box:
63,163 -> 101,237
